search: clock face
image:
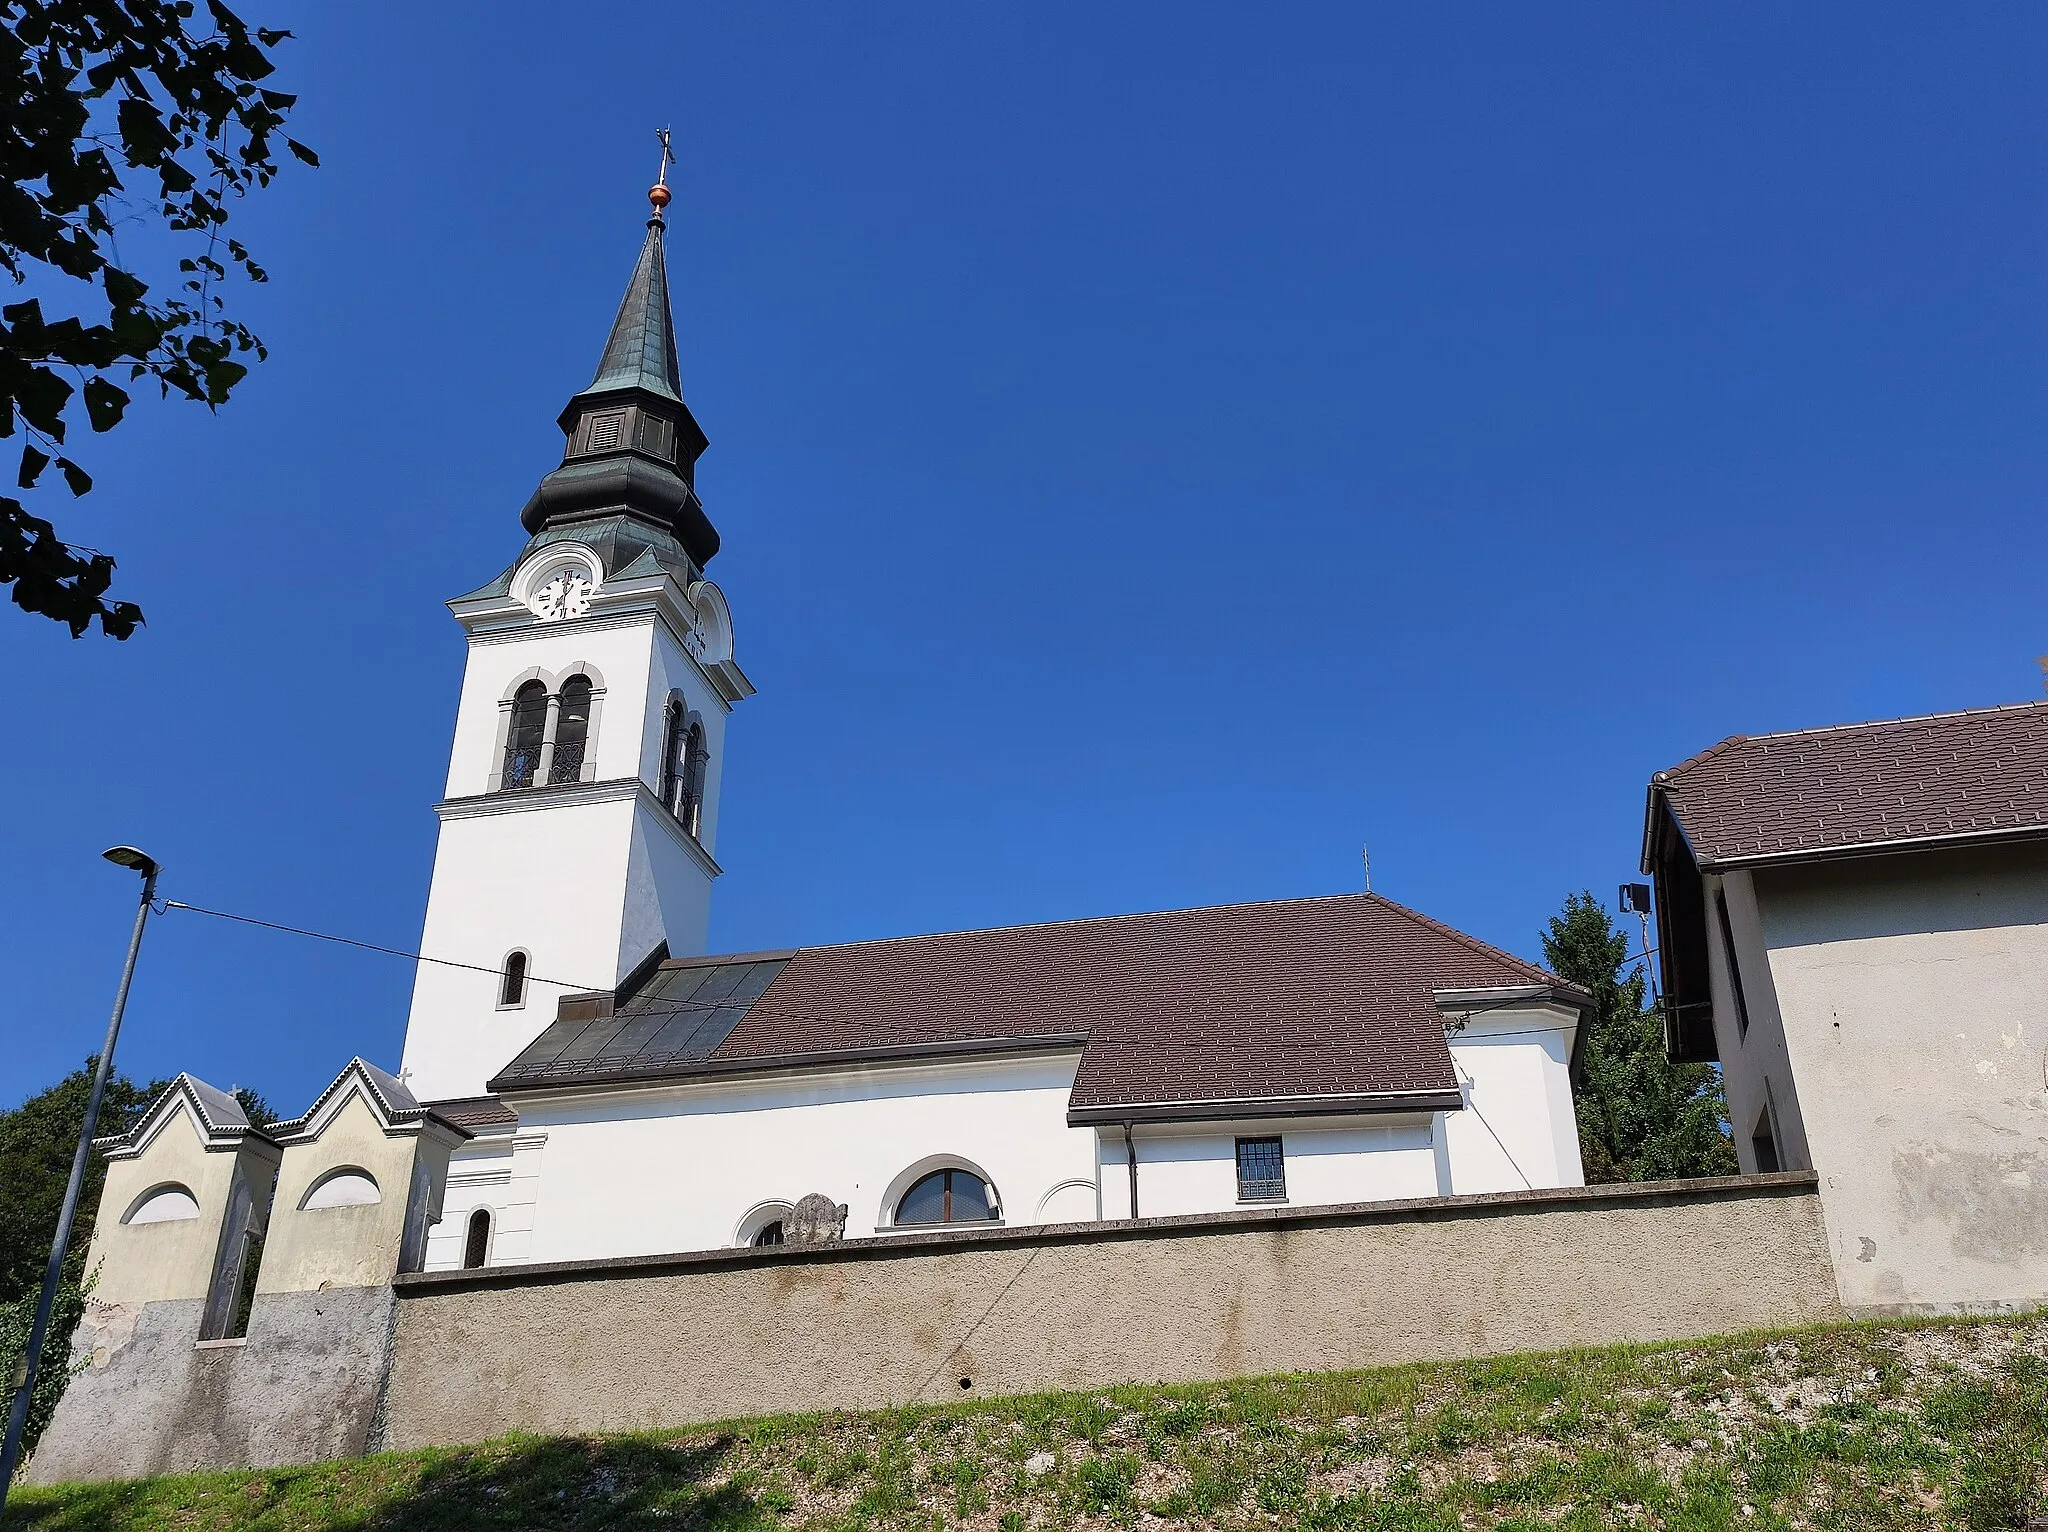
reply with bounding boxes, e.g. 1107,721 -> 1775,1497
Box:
530,568 -> 595,622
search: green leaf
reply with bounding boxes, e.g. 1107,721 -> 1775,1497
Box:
82,380 -> 130,433
55,459 -> 92,497
17,446 -> 50,490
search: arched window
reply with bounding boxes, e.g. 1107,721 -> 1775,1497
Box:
123,1183 -> 200,1224
502,681 -> 548,789
678,721 -> 707,837
463,1208 -> 491,1269
548,674 -> 593,784
751,1219 -> 785,1247
895,1168 -> 999,1226
659,698 -> 686,813
300,1167 -> 381,1210
499,951 -> 529,1008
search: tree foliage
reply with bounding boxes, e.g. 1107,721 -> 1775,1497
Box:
0,1058 -> 167,1305
1,0 -> 313,637
1543,889 -> 1738,1183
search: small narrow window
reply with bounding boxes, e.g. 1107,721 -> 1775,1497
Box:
751,1219 -> 785,1247
1751,1106 -> 1781,1174
499,951 -> 529,1009
1236,1137 -> 1286,1202
548,675 -> 593,784
895,1168 -> 998,1226
1715,891 -> 1752,1037
585,412 -> 624,451
502,681 -> 548,790
463,1208 -> 491,1269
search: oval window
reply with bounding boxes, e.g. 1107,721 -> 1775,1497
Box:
124,1184 -> 200,1224
300,1168 -> 381,1210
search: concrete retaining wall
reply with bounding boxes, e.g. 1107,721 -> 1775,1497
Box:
382,1174 -> 1839,1450
29,1287 -> 395,1484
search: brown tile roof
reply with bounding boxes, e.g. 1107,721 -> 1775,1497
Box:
491,894 -> 1585,1121
422,1094 -> 519,1131
1649,702 -> 2048,870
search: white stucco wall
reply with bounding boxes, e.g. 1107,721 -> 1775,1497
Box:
1750,842 -> 2048,1313
1097,1117 -> 1441,1219
1442,1010 -> 1585,1194
505,1050 -> 1099,1263
426,1127 -> 548,1271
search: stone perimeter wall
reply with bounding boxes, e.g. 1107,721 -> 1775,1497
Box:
381,1174 -> 1839,1451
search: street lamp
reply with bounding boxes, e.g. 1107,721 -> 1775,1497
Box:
0,848 -> 160,1503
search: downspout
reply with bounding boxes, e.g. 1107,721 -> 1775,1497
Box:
1123,1122 -> 1139,1220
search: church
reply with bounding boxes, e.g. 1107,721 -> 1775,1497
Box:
393,175 -> 1592,1271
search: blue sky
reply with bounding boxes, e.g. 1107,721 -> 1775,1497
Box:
6,4 -> 2044,1115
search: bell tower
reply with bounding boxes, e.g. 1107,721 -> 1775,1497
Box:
399,161 -> 753,1103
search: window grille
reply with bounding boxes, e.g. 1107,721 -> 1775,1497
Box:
548,675 -> 593,784
585,412 -> 623,451
502,681 -> 548,789
1235,1137 -> 1286,1202
500,952 -> 528,1008
751,1219 -> 785,1247
678,722 -> 707,838
659,699 -> 686,814
463,1208 -> 491,1269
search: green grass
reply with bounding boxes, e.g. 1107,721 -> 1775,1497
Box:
7,1313 -> 2045,1531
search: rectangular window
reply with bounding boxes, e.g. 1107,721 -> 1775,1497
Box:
1751,1105 -> 1781,1174
1235,1136 -> 1286,1202
1714,890 -> 1752,1037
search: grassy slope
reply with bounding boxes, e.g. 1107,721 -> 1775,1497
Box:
7,1314 -> 2045,1532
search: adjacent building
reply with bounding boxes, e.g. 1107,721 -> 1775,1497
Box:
1643,701 -> 2048,1313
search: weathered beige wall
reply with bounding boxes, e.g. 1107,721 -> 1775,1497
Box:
262,1093 -> 435,1293
383,1176 -> 1839,1449
1757,843 -> 2048,1314
86,1103 -> 278,1308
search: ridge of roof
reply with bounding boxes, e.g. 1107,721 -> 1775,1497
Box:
1654,700 -> 2048,784
657,890 -> 1502,971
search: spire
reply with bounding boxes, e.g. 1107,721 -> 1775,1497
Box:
585,202 -> 682,402
518,134 -> 719,570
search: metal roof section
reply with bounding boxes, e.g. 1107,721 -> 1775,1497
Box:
587,215 -> 683,403
490,957 -> 792,1091
96,1073 -> 269,1160
268,1057 -> 471,1146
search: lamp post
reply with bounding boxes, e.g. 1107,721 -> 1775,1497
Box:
0,847 -> 159,1503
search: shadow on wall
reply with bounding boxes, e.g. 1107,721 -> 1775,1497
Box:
5,1436 -> 758,1532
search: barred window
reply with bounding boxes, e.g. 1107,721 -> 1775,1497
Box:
751,1219 -> 785,1247
548,675 -> 593,784
502,681 -> 548,789
1235,1137 -> 1286,1202
499,951 -> 529,1008
463,1208 -> 491,1269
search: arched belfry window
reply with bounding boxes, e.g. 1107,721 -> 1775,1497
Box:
463,1208 -> 491,1269
549,675 -> 593,785
499,951 -> 529,1009
503,681 -> 548,789
659,700 -> 707,838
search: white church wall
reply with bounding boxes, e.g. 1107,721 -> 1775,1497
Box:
507,1050 -> 1096,1262
1441,1007 -> 1584,1194
425,1129 -> 549,1271
402,795 -> 642,1101
1097,1116 -> 1440,1220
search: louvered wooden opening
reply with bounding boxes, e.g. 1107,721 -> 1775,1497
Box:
584,411 -> 625,452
